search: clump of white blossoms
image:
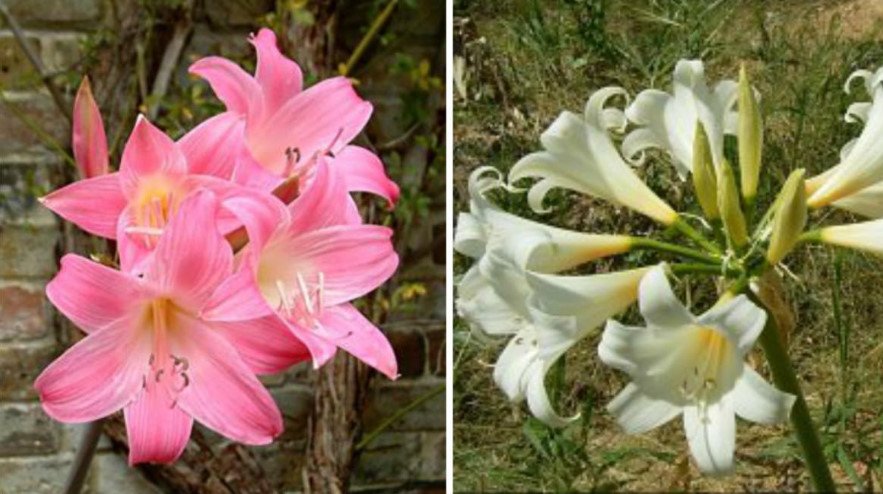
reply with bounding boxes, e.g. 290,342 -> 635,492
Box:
456,59 -> 883,489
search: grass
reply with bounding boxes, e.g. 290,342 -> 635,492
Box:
453,0 -> 883,491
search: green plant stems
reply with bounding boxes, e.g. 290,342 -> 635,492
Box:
672,216 -> 723,255
630,237 -> 720,264
746,291 -> 836,492
669,262 -> 739,277
63,419 -> 104,494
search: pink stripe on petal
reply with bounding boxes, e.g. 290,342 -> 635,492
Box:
46,254 -> 145,334
72,77 -> 108,179
334,146 -> 400,207
35,315 -> 149,423
251,28 -> 303,110
211,315 -> 310,375
40,172 -> 125,239
200,265 -> 272,322
294,225 -> 398,306
319,304 -> 398,379
288,159 -> 352,233
173,318 -> 283,444
179,112 -> 245,179
124,387 -> 194,465
149,191 -> 232,309
119,116 -> 188,198
247,77 -> 372,174
189,56 -> 261,116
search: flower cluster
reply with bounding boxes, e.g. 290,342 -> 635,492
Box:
38,29 -> 400,465
456,59 -> 883,480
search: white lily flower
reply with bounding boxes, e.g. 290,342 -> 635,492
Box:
817,218 -> 883,255
808,67 -> 883,208
598,266 -> 795,475
509,88 -> 679,225
623,60 -> 738,178
454,166 -> 642,425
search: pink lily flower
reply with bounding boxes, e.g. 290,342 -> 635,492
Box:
36,191 -> 304,464
189,28 -> 399,206
71,77 -> 108,179
202,160 -> 400,379
41,114 -> 277,268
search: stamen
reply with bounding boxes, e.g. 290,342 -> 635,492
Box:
317,272 -> 325,312
125,226 -> 164,236
155,369 -> 165,382
324,127 -> 344,156
297,272 -> 314,315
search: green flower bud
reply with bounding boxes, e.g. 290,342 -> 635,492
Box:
717,159 -> 749,249
692,122 -> 719,220
738,64 -> 763,203
767,169 -> 807,265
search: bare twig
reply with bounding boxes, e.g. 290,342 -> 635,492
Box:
62,420 -> 105,494
147,1 -> 194,120
0,1 -> 72,123
339,0 -> 399,76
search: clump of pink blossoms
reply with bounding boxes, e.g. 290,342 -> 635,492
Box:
36,28 -> 400,465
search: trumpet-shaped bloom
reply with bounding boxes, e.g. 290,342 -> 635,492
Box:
36,191 -> 298,465
809,67 -> 883,208
189,28 -> 399,205
598,266 -> 795,475
623,60 -> 738,178
509,88 -> 678,225
40,115 -> 274,269
818,218 -> 883,255
201,160 -> 399,379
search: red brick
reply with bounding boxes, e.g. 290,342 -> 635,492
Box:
0,282 -> 49,341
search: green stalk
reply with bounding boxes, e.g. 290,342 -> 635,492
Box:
669,262 -> 739,277
630,237 -> 721,264
672,216 -> 723,255
746,291 -> 836,492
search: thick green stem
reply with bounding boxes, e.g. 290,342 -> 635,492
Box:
630,237 -> 720,264
672,216 -> 723,255
669,262 -> 739,277
746,291 -> 836,492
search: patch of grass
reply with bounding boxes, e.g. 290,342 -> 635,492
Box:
453,0 -> 883,491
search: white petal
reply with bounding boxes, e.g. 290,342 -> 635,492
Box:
844,69 -> 874,95
527,305 -> 582,362
525,359 -> 579,427
621,128 -> 664,166
840,138 -> 858,163
510,102 -> 677,225
696,294 -> 766,356
454,212 -> 486,258
832,182 -> 883,217
493,328 -> 538,401
845,102 -> 872,124
683,401 -> 736,476
457,268 -> 526,336
730,365 -> 795,424
526,267 -> 650,332
819,218 -> 883,254
608,382 -> 680,434
598,319 -> 683,376
638,264 -> 695,329
625,89 -> 670,125
809,85 -> 883,207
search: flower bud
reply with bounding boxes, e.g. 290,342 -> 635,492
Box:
717,159 -> 749,249
691,122 -> 719,219
766,169 -> 807,264
738,64 -> 763,203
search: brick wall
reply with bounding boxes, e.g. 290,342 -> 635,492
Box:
0,1 -> 445,492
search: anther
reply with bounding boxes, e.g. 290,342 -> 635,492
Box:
155,369 -> 165,382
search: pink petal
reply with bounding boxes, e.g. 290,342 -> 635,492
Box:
246,77 -> 373,175
179,174 -> 284,237
200,265 -> 273,322
283,319 -> 338,369
318,304 -> 398,379
212,315 -> 310,375
334,146 -> 400,207
250,28 -> 303,110
35,314 -> 149,423
231,147 -> 285,191
40,173 -> 126,239
124,386 -> 193,465
189,56 -> 261,117
148,191 -> 232,309
119,116 -> 187,198
46,254 -> 146,333
173,318 -> 283,444
72,77 -> 108,179
288,159 -> 352,233
292,225 -> 398,306
179,112 -> 245,179
116,207 -> 153,275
